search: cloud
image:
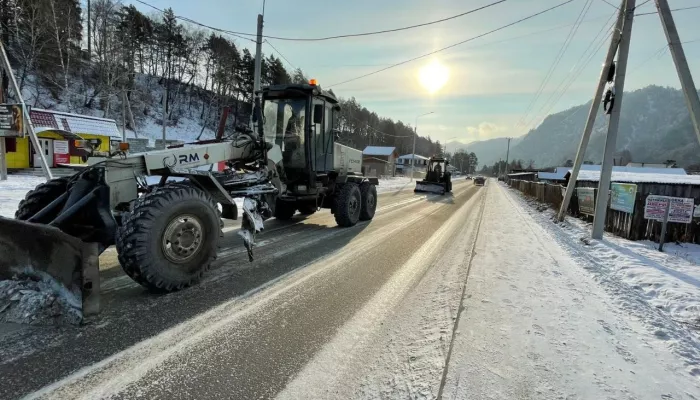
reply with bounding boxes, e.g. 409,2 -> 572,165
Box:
465,122 -> 508,141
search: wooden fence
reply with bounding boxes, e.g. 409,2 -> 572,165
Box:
508,179 -> 700,244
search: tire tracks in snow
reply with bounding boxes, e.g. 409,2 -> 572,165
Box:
436,182 -> 488,399
275,184 -> 486,400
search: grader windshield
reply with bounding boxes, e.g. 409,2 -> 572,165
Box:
262,96 -> 308,181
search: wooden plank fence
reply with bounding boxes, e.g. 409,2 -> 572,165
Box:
508,179 -> 700,244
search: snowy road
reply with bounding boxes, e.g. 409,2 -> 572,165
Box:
2,179 -> 480,399
3,179 -> 699,399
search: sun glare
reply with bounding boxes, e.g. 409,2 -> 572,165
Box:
418,60 -> 449,94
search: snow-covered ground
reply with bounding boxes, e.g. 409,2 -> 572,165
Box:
442,183 -> 700,399
0,175 -> 46,218
375,176 -> 412,193
506,183 -> 700,377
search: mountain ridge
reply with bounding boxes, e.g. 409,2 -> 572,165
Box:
448,85 -> 700,168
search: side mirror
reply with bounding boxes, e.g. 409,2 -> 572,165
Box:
313,104 -> 323,124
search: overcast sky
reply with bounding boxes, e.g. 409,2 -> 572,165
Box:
126,0 -> 700,145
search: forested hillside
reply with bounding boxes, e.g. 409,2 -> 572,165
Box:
0,0 -> 443,155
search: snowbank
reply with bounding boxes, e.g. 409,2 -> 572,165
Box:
0,175 -> 47,218
376,176 -> 412,193
0,268 -> 82,326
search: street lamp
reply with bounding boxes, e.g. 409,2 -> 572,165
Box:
411,111 -> 434,182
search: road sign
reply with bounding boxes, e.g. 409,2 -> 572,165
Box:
610,183 -> 636,213
645,195 -> 694,224
577,187 -> 595,215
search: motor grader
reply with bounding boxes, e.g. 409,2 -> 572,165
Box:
0,81 -> 378,316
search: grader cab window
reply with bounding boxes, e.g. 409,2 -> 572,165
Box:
262,97 -> 306,172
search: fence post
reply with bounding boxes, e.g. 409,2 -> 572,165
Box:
659,200 -> 671,251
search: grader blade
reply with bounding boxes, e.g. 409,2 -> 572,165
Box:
414,181 -> 446,195
0,217 -> 100,324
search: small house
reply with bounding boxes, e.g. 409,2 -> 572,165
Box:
362,146 -> 399,177
396,154 -> 429,177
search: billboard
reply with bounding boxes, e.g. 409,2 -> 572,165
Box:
0,104 -> 24,137
644,195 -> 695,224
610,183 -> 637,213
577,187 -> 595,215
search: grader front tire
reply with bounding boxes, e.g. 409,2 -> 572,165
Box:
117,185 -> 222,292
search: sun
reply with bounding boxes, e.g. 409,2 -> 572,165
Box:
418,60 -> 450,94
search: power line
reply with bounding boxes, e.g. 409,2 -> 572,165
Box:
343,114 -> 414,138
523,7 -> 615,130
259,0 -> 508,41
133,0 -> 506,42
264,39 -> 297,70
327,0 -> 576,88
628,38 -> 700,75
317,13 -> 615,70
526,17 -> 615,131
514,0 -> 593,131
636,5 -> 700,16
599,0 -> 619,10
529,30 -> 612,129
132,0 -> 255,43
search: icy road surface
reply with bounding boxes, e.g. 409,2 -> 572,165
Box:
2,179 -> 698,399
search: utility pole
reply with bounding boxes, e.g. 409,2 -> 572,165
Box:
0,40 -> 52,180
121,87 -> 127,142
253,14 -> 264,99
558,1 -> 626,221
655,0 -> 700,145
161,74 -> 167,148
87,0 -> 91,61
0,70 -> 5,180
592,0 -> 636,240
0,138 -> 5,180
504,137 -> 512,176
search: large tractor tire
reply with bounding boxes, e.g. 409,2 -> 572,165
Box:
297,201 -> 318,216
274,199 -> 296,220
15,176 -> 71,221
359,183 -> 377,221
117,185 -> 223,292
334,183 -> 362,227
